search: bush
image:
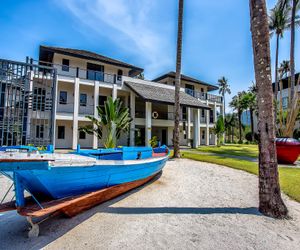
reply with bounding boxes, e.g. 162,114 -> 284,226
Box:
245,132 -> 259,142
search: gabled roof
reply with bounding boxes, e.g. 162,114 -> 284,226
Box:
125,81 -> 210,109
152,71 -> 218,91
39,45 -> 144,77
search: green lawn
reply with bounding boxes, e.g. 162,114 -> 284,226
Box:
181,149 -> 300,203
191,144 -> 259,158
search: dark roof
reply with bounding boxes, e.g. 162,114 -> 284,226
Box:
152,71 -> 218,91
272,72 -> 300,92
39,45 -> 143,77
125,81 -> 210,109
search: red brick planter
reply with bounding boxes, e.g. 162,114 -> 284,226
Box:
276,138 -> 300,164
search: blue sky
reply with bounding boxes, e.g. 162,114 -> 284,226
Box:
0,0 -> 299,111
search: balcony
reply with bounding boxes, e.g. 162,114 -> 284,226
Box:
56,102 -> 94,115
185,89 -> 222,103
35,60 -> 122,85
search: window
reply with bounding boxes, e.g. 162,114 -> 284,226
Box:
282,97 -> 288,109
79,131 -> 86,139
57,126 -> 65,139
117,69 -> 123,81
201,88 -> 204,92
59,91 -> 67,104
80,93 -> 87,106
210,110 -> 214,123
99,95 -> 107,106
62,59 -> 69,72
182,106 -> 187,120
202,131 -> 205,140
201,109 -> 205,117
33,87 -> 46,111
36,125 -> 44,138
87,63 -> 104,81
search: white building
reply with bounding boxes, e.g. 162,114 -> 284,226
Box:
34,45 -> 223,149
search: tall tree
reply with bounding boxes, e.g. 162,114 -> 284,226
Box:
288,0 -> 299,99
218,76 -> 231,117
173,0 -> 184,158
249,0 -> 288,218
269,1 -> 291,102
241,91 -> 257,141
229,93 -> 245,143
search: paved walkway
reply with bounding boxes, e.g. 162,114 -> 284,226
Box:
0,159 -> 300,249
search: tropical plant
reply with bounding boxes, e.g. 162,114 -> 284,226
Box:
80,97 -> 132,148
249,0 -> 288,218
229,92 -> 246,143
241,90 -> 257,141
269,1 -> 291,102
213,115 -> 225,146
218,76 -> 231,116
224,113 -> 237,143
173,0 -> 184,158
149,136 -> 158,148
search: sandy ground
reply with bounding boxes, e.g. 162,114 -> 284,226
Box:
0,159 -> 300,250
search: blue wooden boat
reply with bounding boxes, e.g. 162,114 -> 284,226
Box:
0,145 -> 169,237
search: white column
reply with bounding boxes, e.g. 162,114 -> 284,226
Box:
206,108 -> 210,146
26,70 -> 34,143
145,102 -> 152,146
193,109 -> 200,148
187,107 -> 191,147
214,102 -> 218,145
130,92 -> 136,146
112,83 -> 117,101
93,81 -> 100,149
72,78 -> 80,150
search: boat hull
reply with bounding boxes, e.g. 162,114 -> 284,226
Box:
2,156 -> 168,200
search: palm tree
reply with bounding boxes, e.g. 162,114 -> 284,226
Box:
269,1 -> 291,102
224,113 -> 237,143
241,91 -> 257,141
249,0 -> 288,218
173,0 -> 184,158
80,97 -> 132,148
218,76 -> 231,116
229,92 -> 245,143
288,0 -> 299,99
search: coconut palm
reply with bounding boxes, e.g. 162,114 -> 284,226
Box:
173,0 -> 184,158
80,97 -> 132,148
241,91 -> 257,141
287,0 -> 299,99
229,92 -> 246,143
218,76 -> 231,116
224,113 -> 237,143
269,1 -> 291,102
249,0 -> 288,218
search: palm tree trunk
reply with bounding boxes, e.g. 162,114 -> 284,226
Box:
290,0 -> 296,100
249,0 -> 288,218
274,34 -> 279,102
173,0 -> 184,158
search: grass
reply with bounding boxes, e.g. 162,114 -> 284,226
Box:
181,149 -> 300,203
191,144 -> 259,158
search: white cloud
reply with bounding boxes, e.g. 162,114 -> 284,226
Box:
56,0 -> 172,76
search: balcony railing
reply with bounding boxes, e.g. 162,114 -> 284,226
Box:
56,102 -> 94,115
34,59 -> 122,85
185,89 -> 222,103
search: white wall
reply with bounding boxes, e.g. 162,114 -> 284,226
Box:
55,120 -> 73,148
